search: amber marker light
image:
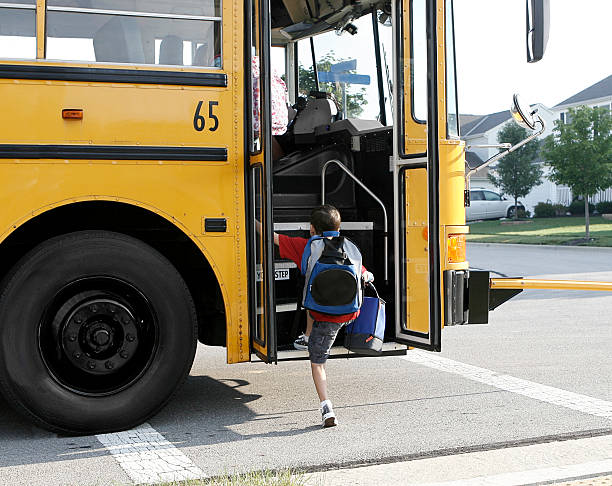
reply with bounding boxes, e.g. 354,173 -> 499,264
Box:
62,109 -> 83,120
447,234 -> 466,263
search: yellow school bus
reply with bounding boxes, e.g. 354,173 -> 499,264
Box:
0,0 -> 575,434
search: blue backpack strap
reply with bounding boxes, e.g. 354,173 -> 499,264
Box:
322,230 -> 340,237
301,235 -> 323,275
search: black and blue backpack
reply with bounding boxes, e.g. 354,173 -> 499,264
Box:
300,230 -> 363,315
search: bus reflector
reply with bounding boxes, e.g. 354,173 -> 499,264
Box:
62,109 -> 83,120
447,234 -> 466,263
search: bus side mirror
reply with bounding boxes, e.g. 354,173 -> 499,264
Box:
511,94 -> 536,130
526,0 -> 550,63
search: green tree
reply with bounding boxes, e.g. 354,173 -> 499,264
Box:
488,122 -> 542,219
298,52 -> 367,118
542,105 -> 612,240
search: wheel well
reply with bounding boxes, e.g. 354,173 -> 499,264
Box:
0,201 -> 227,346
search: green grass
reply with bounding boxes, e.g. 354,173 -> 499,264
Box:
155,469 -> 309,486
467,216 -> 612,246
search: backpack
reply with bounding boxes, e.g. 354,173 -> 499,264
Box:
300,231 -> 364,316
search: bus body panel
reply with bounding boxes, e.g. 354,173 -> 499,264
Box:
0,163 -> 251,363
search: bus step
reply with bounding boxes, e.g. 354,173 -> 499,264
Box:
261,342 -> 408,362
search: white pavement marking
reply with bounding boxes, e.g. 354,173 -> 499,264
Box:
420,459 -> 612,486
96,423 -> 205,484
401,350 -> 612,420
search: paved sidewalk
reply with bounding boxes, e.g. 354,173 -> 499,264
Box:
306,435 -> 612,486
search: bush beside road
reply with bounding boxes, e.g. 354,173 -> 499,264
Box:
467,216 -> 612,246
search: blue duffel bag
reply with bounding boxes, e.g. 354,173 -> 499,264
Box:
344,283 -> 386,355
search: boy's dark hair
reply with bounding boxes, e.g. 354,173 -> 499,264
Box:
310,205 -> 341,234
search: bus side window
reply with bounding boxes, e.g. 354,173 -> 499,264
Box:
93,17 -> 145,64
0,1 -> 36,60
46,0 -> 222,68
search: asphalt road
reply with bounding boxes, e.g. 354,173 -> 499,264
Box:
0,243 -> 611,485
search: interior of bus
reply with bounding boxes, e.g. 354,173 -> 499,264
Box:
264,0 -> 406,352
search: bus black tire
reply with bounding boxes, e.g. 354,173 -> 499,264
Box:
0,230 -> 197,435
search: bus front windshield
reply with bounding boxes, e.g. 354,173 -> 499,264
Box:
297,13 -> 393,125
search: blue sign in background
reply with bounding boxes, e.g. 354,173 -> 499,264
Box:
318,72 -> 370,85
330,59 -> 357,72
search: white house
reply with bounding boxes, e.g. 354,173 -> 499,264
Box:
460,104 -> 556,213
550,74 -> 612,207
461,74 -> 612,214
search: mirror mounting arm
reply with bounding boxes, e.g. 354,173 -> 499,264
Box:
465,115 -> 545,181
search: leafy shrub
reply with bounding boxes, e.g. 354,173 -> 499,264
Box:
553,204 -> 568,216
534,202 -> 556,218
568,199 -> 595,215
596,200 -> 612,214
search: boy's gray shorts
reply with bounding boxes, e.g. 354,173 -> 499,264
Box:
308,319 -> 353,364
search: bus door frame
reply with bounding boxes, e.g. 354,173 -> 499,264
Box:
391,0 -> 442,351
247,0 -> 277,363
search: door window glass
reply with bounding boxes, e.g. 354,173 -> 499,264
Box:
377,11 -> 393,125
484,191 -> 501,201
445,0 -> 459,137
251,166 -> 266,345
46,0 -> 222,67
410,0 -> 427,122
0,2 -> 36,60
470,191 -> 485,201
248,0 -> 261,152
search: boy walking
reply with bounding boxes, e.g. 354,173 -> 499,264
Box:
274,205 -> 373,427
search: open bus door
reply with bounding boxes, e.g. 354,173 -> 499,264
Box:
392,0 -> 443,351
248,0 -> 277,363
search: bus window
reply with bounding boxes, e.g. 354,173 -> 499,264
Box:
296,39 -> 315,97
411,0 -> 427,122
311,16 -> 383,121
45,0 -> 222,67
271,46 -> 285,79
376,11 -> 393,126
0,1 -> 36,60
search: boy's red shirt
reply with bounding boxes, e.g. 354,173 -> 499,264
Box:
278,234 -> 366,323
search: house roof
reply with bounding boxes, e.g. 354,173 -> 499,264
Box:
465,150 -> 485,169
461,109 -> 512,137
554,74 -> 612,108
459,114 -> 482,131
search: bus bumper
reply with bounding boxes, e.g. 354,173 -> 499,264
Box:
444,270 -> 523,326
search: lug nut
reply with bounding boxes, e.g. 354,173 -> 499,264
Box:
122,316 -> 130,324
91,305 -> 98,313
75,316 -> 83,324
87,361 -> 96,370
69,334 -> 77,342
126,334 -> 135,342
105,361 -> 114,369
73,352 -> 82,359
120,350 -> 129,359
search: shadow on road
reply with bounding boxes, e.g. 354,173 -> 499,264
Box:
0,374 -> 318,468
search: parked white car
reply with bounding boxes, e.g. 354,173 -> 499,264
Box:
466,189 -> 525,221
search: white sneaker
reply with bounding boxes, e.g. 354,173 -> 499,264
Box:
320,400 -> 337,428
294,334 -> 309,351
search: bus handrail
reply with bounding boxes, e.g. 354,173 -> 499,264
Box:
321,159 -> 388,283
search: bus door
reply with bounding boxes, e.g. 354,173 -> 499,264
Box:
392,0 -> 443,351
247,0 -> 277,362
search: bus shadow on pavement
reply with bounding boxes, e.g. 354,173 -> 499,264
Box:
0,374 -> 318,468
151,374 -> 322,446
